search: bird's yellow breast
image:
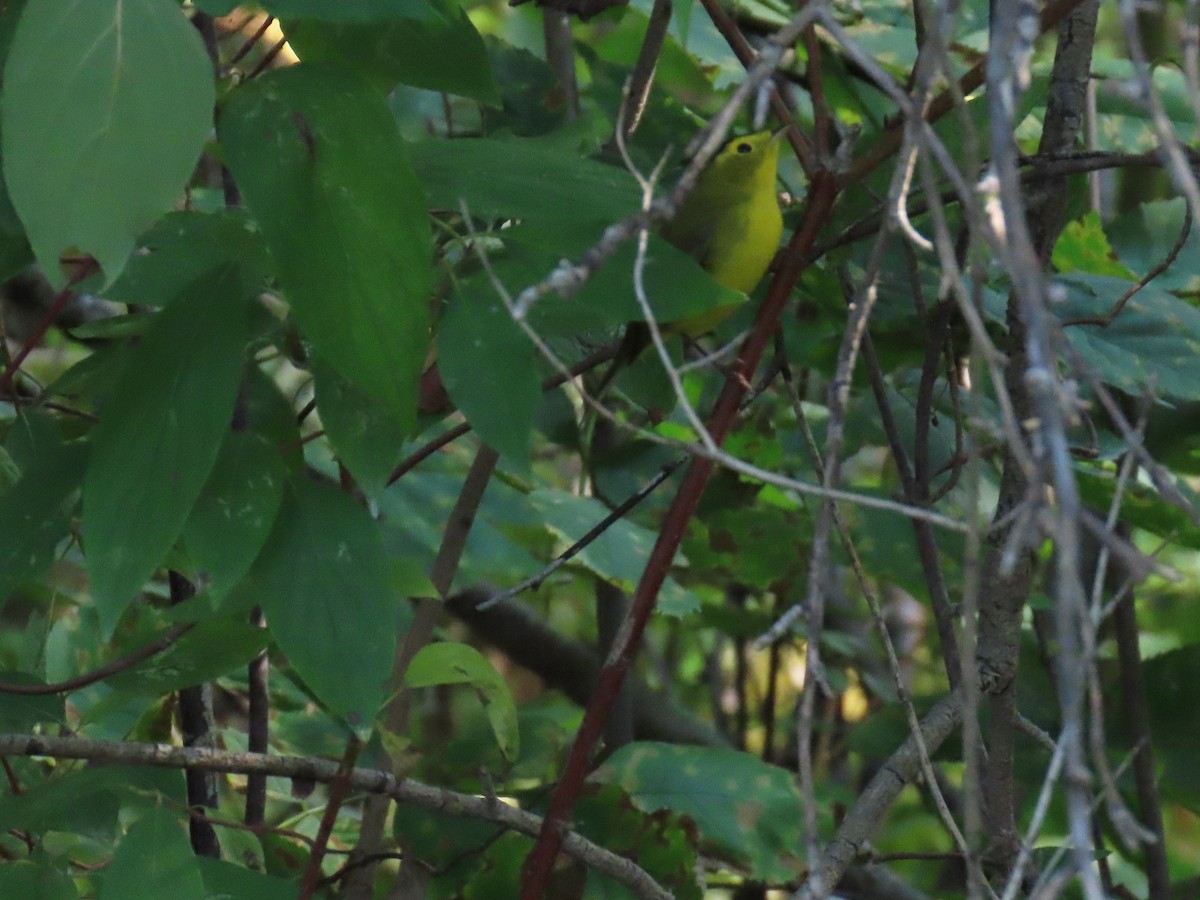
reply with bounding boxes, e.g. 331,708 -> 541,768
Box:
666,132 -> 784,336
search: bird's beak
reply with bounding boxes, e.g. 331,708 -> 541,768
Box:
770,126 -> 788,142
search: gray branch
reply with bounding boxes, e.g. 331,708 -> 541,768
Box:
794,689 -> 963,899
0,733 -> 671,900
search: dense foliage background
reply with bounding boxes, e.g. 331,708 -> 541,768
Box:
0,0 -> 1198,897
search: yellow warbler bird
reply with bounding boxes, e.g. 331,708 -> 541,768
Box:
662,128 -> 785,321
600,129 -> 785,394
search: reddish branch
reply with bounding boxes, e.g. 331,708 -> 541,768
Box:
300,736 -> 362,900
519,171 -> 840,897
0,257 -> 99,398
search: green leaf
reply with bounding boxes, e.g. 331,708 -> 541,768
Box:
406,642 -> 519,761
182,430 -> 286,602
527,489 -> 700,615
0,438 -> 87,601
0,125 -> 33,282
219,62 -> 433,428
196,859 -> 294,900
569,231 -> 742,329
106,616 -> 269,697
1052,274 -> 1200,400
283,0 -> 499,104
479,37 -> 571,136
459,832 -> 530,898
0,765 -> 178,838
575,784 -> 701,900
1142,646 -> 1200,813
593,742 -> 809,882
3,406 -> 63,469
313,359 -> 410,496
667,0 -> 756,80
98,805 -> 205,900
410,136 -> 740,336
1107,199 -> 1200,294
240,364 -> 307,472
0,862 -> 77,900
1,0 -> 214,285
0,673 -> 64,730
192,0 -> 240,13
450,229 -> 738,340
1051,212 -> 1137,280
438,288 -> 540,469
241,478 -> 396,733
392,806 -> 512,877
106,211 -> 271,309
1077,467 -> 1200,548
82,268 -> 248,635
408,136 -> 636,236
262,0 -> 455,21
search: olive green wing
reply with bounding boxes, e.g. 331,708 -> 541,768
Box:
659,210 -> 718,270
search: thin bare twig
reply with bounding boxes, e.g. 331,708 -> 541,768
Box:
0,624 -> 194,696
1061,205 -> 1193,327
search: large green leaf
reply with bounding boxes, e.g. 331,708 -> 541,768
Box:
1,0 -> 213,285
240,478 -> 396,733
1051,212 -> 1137,280
527,489 -> 700,615
378,470 -> 542,593
438,287 -> 540,470
182,430 -> 286,602
0,75 -> 32,283
406,642 -> 519,761
0,674 -> 64,730
409,136 -> 740,336
82,267 -> 248,635
575,784 -> 702,900
593,742 -> 809,883
1142,646 -> 1200,814
1076,467 -> 1200,548
283,0 -> 499,104
0,862 -> 77,900
313,358 -> 410,496
392,808 -> 513,878
219,62 -> 433,429
105,211 -> 271,309
0,766 -> 181,838
0,437 -> 86,601
98,805 -> 205,900
196,859 -> 294,900
1107,199 -> 1200,294
408,136 -> 637,234
1051,274 -> 1200,400
106,616 -> 270,697
262,0 -> 454,21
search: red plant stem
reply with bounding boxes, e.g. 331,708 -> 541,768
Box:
0,258 -> 98,398
299,735 -> 362,900
519,171 -> 840,898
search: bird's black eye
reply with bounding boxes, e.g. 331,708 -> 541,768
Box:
737,142 -> 753,154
